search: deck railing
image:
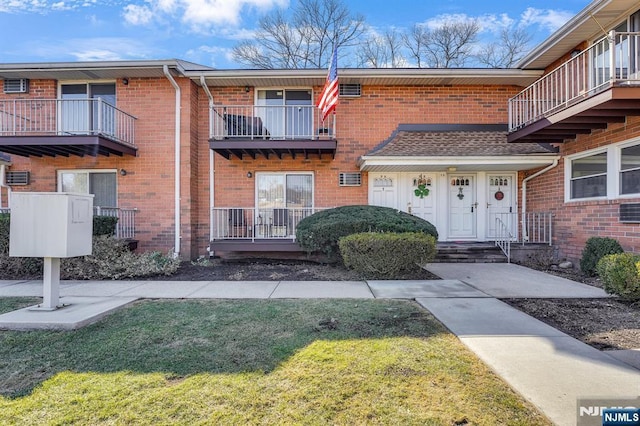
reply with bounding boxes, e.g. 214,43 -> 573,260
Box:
509,31 -> 640,131
494,212 -> 553,262
94,206 -> 138,239
211,207 -> 327,241
0,98 -> 136,147
210,105 -> 336,140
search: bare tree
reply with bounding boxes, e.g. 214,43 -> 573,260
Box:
423,19 -> 480,68
358,29 -> 404,68
402,24 -> 429,68
476,27 -> 532,68
232,0 -> 365,69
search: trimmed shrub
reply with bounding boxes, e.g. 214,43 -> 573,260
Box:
339,232 -> 437,279
296,205 -> 438,259
0,213 -> 9,254
61,236 -> 180,280
580,237 -> 624,276
93,216 -> 119,236
596,253 -> 640,300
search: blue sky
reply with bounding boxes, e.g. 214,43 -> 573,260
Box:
0,0 -> 590,68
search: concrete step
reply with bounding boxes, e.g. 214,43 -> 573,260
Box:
435,243 -> 507,263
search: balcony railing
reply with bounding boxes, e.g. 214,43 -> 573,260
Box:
509,31 -> 640,131
93,206 -> 138,240
210,105 -> 336,140
0,98 -> 136,147
211,207 -> 327,241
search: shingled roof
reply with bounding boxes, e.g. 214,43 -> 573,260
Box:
0,153 -> 10,163
366,124 -> 557,157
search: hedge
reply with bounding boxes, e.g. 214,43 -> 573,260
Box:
580,236 -> 624,277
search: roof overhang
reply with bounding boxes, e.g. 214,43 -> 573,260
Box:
0,59 -> 209,80
209,138 -> 337,160
519,0 -> 640,69
358,155 -> 560,172
0,135 -> 137,158
189,68 -> 544,88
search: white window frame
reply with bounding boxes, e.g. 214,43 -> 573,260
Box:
254,171 -> 315,209
565,137 -> 640,202
57,169 -> 118,207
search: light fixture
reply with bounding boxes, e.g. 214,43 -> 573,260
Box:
247,171 -> 253,178
120,169 -> 127,176
245,86 -> 250,93
570,49 -> 581,58
448,166 -> 457,172
122,78 -> 129,86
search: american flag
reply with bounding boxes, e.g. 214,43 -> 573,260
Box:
317,47 -> 338,122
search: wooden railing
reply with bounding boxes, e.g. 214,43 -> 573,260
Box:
211,207 -> 327,241
0,98 -> 136,147
509,31 -> 640,131
210,105 -> 336,140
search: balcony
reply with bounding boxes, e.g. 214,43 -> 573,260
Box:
0,99 -> 137,157
209,207 -> 327,252
508,31 -> 640,143
209,105 -> 337,160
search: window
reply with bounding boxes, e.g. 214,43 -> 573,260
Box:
256,89 -> 312,139
570,152 -> 607,199
60,83 -> 116,135
256,172 -> 313,209
58,170 -> 117,207
621,144 -> 640,195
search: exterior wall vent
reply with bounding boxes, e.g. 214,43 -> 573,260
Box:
6,171 -> 30,186
339,172 -> 361,186
339,83 -> 361,97
3,79 -> 29,94
620,203 -> 640,223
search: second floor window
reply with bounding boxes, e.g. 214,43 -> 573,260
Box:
256,89 -> 312,139
60,83 -> 116,135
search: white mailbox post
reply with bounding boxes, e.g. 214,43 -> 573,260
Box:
9,192 -> 93,310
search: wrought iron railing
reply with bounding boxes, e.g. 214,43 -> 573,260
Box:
94,206 -> 138,239
0,98 -> 136,146
211,207 -> 327,241
509,31 -> 640,131
494,212 -> 553,262
210,105 -> 336,140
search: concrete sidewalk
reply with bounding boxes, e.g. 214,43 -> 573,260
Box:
0,263 -> 638,425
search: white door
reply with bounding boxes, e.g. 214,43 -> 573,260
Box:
408,174 -> 435,224
371,174 -> 396,209
487,174 -> 516,239
448,175 -> 476,239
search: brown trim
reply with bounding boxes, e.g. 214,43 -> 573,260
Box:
209,138 -> 337,160
0,135 -> 137,157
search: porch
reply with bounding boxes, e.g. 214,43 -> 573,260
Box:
208,105 -> 337,160
0,98 -> 137,157
508,31 -> 640,143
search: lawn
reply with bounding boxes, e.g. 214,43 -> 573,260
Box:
0,298 -> 550,425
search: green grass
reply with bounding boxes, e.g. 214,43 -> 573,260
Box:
0,297 -> 41,315
0,298 -> 550,425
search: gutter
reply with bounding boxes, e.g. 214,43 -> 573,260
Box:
163,65 -> 181,258
200,75 -> 215,248
0,164 -> 10,208
521,159 -> 559,241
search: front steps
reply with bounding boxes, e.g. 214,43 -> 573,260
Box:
434,242 -> 507,263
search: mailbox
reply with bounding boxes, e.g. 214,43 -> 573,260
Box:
9,192 -> 94,258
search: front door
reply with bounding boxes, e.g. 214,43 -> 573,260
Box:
487,174 -> 516,239
409,174 -> 435,224
448,175 -> 476,239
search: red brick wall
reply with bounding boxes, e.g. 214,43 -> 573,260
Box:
525,116 -> 640,263
202,84 -> 521,212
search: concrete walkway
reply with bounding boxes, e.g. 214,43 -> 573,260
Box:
0,263 -> 638,426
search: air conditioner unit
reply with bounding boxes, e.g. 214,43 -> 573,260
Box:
6,171 -> 30,185
339,83 -> 361,97
3,79 -> 29,94
339,172 -> 362,186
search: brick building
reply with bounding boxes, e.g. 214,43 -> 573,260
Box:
1,0 -> 639,263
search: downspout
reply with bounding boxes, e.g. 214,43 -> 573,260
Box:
521,158 -> 559,242
164,65 -> 181,258
200,75 -> 215,248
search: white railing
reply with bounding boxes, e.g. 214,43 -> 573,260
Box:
211,207 -> 327,241
509,31 -> 640,131
0,208 -> 9,214
521,211 -> 553,245
495,216 -> 512,263
210,105 -> 336,140
94,206 -> 138,239
0,98 -> 136,146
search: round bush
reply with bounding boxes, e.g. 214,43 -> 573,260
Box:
580,236 -> 623,277
296,205 -> 438,259
596,253 -> 640,300
339,232 -> 436,279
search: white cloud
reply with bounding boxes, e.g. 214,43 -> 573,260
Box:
123,3 -> 153,24
185,44 -> 234,67
520,7 -> 574,32
24,37 -> 160,61
0,0 -> 88,13
422,13 -> 514,34
121,0 -> 288,31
